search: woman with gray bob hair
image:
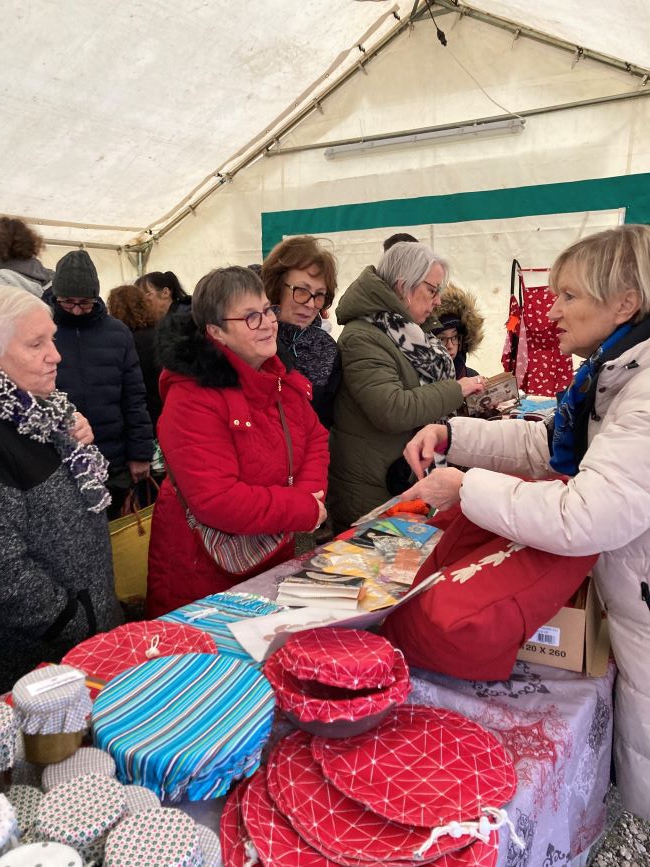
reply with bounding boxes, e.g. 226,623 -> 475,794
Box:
328,241 -> 485,531
0,285 -> 121,691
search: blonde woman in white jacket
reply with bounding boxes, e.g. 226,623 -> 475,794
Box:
401,224 -> 650,822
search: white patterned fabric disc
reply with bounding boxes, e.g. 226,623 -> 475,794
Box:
5,786 -> 43,837
34,773 -> 125,849
103,808 -> 202,867
197,823 -> 223,867
42,747 -> 116,792
0,841 -> 83,867
0,705 -> 17,773
123,785 -> 161,815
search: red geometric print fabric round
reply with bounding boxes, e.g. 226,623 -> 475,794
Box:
312,704 -> 516,827
264,648 -> 410,723
266,729 -> 468,865
242,769 -> 339,867
62,621 -> 216,696
274,628 -> 396,689
219,780 -> 252,867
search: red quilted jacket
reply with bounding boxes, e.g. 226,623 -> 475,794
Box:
146,316 -> 329,617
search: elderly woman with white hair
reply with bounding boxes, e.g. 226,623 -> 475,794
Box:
0,285 -> 121,692
328,241 -> 484,530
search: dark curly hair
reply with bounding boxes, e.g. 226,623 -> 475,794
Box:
262,236 -> 337,309
107,284 -> 155,330
0,216 -> 45,262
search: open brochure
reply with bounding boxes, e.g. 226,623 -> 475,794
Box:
227,566 -> 446,663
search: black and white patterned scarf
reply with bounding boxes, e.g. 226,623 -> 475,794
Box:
0,370 -> 111,513
366,310 -> 455,384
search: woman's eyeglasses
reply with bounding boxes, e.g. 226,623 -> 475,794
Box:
285,284 -> 329,310
220,305 -> 281,330
56,298 -> 96,312
439,334 -> 460,347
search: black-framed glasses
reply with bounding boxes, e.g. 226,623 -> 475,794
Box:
285,283 -> 329,310
220,304 -> 281,330
439,334 -> 460,347
56,298 -> 96,312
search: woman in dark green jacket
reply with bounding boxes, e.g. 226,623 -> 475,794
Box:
329,242 -> 485,530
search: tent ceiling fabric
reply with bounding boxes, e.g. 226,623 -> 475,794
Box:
3,0 -> 650,246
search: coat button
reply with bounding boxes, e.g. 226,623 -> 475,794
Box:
233,419 -> 240,425
245,421 -> 252,427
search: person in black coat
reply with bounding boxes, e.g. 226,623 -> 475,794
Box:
50,251 -> 153,517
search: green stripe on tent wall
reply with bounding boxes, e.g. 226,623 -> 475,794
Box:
261,172 -> 650,257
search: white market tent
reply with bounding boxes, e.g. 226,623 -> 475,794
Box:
4,0 -> 650,371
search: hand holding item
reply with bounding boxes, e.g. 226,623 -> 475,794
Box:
459,375 -> 486,398
400,467 -> 464,511
403,423 -> 448,480
128,460 -> 151,484
311,490 -> 328,531
69,411 -> 94,445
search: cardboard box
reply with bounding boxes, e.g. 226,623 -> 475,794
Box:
516,578 -> 610,676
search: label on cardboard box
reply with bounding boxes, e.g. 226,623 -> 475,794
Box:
527,625 -> 561,647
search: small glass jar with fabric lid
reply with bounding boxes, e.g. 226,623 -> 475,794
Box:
12,667 -> 91,765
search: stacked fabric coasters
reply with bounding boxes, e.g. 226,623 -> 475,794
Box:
103,808 -> 202,867
33,773 -> 125,862
12,667 -> 91,765
220,703 -> 519,867
61,621 -> 217,699
92,653 -> 275,801
41,746 -> 116,792
264,628 -> 410,737
160,592 -> 283,664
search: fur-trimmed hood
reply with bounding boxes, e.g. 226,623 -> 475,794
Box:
155,311 -> 240,390
434,283 -> 485,355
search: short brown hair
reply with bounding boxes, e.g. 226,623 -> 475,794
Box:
262,236 -> 337,308
192,266 -> 265,332
0,217 -> 45,262
107,284 -> 155,330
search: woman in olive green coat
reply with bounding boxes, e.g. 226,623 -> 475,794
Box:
328,242 -> 485,530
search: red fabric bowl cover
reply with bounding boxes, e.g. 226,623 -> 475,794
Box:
266,729 -> 468,865
242,769 -> 339,867
274,627 -> 396,689
264,648 -> 410,724
312,703 -> 516,828
383,503 -> 597,680
62,621 -> 216,696
220,780 -> 254,867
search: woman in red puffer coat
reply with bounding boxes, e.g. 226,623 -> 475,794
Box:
146,266 -> 329,617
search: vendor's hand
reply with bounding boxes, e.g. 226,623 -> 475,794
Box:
459,375 -> 487,398
401,467 -> 465,511
403,423 -> 448,480
311,490 -> 328,531
128,460 -> 151,484
69,412 -> 94,445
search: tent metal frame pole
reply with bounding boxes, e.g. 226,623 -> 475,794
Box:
262,89 -> 650,157
145,4 -> 650,247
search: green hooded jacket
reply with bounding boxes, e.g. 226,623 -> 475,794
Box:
329,266 -> 463,529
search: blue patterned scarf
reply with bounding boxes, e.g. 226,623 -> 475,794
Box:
549,323 -> 632,476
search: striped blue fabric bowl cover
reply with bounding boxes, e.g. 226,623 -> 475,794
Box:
159,592 -> 282,663
91,653 -> 275,802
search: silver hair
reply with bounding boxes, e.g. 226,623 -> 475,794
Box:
377,241 -> 449,298
0,285 -> 53,355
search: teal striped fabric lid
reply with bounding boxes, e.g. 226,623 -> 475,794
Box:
159,592 -> 281,664
91,654 -> 275,802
